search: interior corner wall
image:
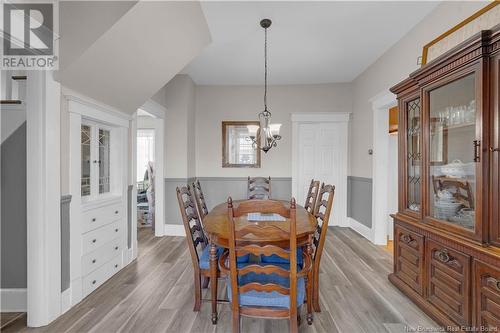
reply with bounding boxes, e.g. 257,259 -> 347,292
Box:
151,74 -> 196,225
194,83 -> 353,178
349,1 -> 489,180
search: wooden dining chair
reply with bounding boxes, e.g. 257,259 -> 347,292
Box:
176,186 -> 214,311
304,179 -> 321,214
219,198 -> 313,333
247,176 -> 271,199
311,183 -> 335,312
192,179 -> 210,221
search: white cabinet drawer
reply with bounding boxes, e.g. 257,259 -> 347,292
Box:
82,237 -> 123,275
82,255 -> 122,297
82,202 -> 123,232
82,220 -> 122,255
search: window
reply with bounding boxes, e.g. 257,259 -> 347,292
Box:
136,129 -> 155,182
81,122 -> 113,199
222,121 -> 261,168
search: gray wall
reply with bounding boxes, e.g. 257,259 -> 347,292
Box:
166,176 -> 372,227
60,195 -> 72,292
1,122 -> 27,288
165,177 -> 292,225
347,176 -> 373,228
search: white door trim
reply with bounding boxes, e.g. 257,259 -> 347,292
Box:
370,90 -> 397,245
136,102 -> 166,239
291,112 -> 350,227
26,71 -> 62,326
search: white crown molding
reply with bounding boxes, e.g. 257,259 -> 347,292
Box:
62,87 -> 131,127
291,112 -> 351,123
0,288 -> 27,312
139,100 -> 166,119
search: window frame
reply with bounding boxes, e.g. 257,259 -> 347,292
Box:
222,120 -> 261,168
81,119 -> 115,202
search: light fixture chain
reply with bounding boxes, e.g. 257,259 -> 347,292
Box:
264,26 -> 267,111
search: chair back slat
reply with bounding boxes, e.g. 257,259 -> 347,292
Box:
192,179 -> 210,219
238,263 -> 290,277
176,186 -> 208,270
239,282 -> 290,295
247,176 -> 271,199
304,179 -> 321,213
235,225 -> 289,239
236,244 -> 290,259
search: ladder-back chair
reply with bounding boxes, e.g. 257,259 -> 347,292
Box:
219,198 -> 313,333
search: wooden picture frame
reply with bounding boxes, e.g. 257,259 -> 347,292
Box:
421,2 -> 500,65
222,121 -> 261,168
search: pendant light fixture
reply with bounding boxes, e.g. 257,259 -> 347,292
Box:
247,18 -> 281,153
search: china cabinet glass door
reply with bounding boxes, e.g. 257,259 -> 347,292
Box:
426,73 -> 480,235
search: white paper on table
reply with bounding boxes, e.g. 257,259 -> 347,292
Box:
247,212 -> 286,222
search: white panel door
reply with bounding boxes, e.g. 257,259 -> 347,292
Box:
296,121 -> 348,227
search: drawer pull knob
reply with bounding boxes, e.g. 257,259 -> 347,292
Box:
115,210 -> 119,214
92,239 -> 97,243
400,234 -> 412,243
115,246 -> 119,250
114,264 -> 118,268
92,280 -> 96,285
92,259 -> 96,264
487,277 -> 500,291
92,218 -> 96,222
435,249 -> 450,263
115,228 -> 119,232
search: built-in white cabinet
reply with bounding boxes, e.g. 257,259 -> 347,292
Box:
64,92 -> 130,309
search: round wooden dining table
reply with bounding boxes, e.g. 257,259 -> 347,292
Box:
202,199 -> 317,324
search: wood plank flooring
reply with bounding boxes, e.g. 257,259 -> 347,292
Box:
4,227 -> 438,333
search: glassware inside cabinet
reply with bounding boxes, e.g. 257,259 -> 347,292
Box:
428,74 -> 476,230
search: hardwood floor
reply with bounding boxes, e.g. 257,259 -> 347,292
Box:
4,227 -> 438,333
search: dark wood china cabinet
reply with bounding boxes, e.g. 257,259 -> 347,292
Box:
390,25 -> 500,330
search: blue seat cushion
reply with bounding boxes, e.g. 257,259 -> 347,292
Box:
261,248 -> 303,266
227,263 -> 305,309
199,247 -> 249,270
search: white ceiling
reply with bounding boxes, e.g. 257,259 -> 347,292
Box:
182,1 -> 440,85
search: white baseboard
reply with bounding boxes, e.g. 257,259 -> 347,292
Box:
61,288 -> 72,314
348,217 -> 373,243
1,288 -> 27,312
164,224 -> 185,236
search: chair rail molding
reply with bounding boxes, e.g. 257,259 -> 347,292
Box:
371,90 -> 397,245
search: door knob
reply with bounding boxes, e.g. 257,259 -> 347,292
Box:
490,147 -> 500,152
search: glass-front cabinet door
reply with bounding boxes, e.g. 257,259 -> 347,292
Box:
404,97 -> 422,215
425,71 -> 483,240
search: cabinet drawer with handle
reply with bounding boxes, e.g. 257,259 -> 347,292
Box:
83,255 -> 122,297
82,202 -> 123,233
82,220 -> 122,255
426,239 -> 471,326
395,225 -> 425,295
474,260 -> 500,329
82,237 -> 122,275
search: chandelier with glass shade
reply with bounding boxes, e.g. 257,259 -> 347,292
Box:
246,18 -> 282,153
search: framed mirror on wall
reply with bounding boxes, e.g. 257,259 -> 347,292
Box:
222,121 -> 261,168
